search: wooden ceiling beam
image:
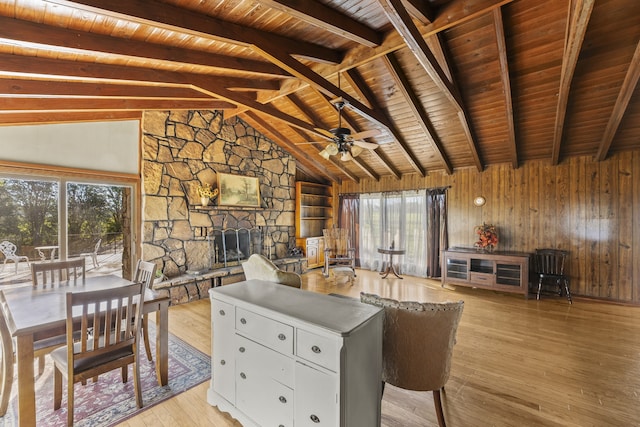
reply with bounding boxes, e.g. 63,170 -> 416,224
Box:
342,69 -> 373,109
47,0 -> 342,65
552,0 -> 595,165
0,97 -> 234,112
492,7 -> 518,169
0,110 -> 141,126
343,66 -> 415,178
0,53 -> 278,93
383,53 -> 453,175
595,40 -> 640,161
379,0 -> 483,171
273,0 -> 515,102
402,0 -> 436,24
259,0 -> 382,47
0,78 -> 212,99
0,16 -> 289,78
0,53 -> 331,140
243,111 -> 345,183
253,40 -> 394,130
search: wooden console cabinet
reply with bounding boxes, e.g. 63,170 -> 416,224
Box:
442,248 -> 530,298
208,280 -> 384,427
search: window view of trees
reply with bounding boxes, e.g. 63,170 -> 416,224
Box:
0,179 -> 59,249
0,177 -> 129,282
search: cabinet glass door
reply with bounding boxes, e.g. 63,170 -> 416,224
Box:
446,258 -> 468,280
496,263 -> 521,287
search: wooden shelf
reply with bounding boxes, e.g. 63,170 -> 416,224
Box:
295,181 -> 334,269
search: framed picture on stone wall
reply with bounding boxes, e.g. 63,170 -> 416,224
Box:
217,173 -> 261,207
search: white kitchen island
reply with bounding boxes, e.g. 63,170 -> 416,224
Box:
208,280 -> 384,427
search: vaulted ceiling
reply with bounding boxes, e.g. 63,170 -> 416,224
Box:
1,0 -> 639,184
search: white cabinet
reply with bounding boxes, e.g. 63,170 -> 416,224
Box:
208,280 -> 383,427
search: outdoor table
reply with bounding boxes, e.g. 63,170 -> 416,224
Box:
34,245 -> 59,261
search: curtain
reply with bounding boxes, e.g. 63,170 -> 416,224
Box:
359,193 -> 383,272
425,188 -> 448,278
357,188 -> 448,278
338,194 -> 360,266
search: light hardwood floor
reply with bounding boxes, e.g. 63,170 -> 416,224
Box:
119,269 -> 640,427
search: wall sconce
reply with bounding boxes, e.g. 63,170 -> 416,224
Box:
473,196 -> 486,207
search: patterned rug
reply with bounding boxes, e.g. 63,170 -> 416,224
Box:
0,324 -> 211,426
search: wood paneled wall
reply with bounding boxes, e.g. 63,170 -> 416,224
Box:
339,151 -> 640,304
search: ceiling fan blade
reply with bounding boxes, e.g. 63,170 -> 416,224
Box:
351,129 -> 381,140
353,140 -> 379,150
315,128 -> 336,139
296,140 -> 329,145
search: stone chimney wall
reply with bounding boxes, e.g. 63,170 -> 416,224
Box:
141,110 -> 296,278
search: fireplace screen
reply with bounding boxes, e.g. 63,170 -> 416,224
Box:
208,227 -> 263,268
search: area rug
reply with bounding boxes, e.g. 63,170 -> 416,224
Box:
0,324 -> 211,427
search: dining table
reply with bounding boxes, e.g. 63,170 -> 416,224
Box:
0,274 -> 170,427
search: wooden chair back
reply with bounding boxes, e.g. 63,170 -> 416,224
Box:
134,260 -> 157,290
52,282 -> 146,423
31,258 -> 85,286
533,249 -> 568,276
0,299 -> 14,417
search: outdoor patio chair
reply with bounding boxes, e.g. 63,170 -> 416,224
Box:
80,238 -> 102,268
0,240 -> 29,274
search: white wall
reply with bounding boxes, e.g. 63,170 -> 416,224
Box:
0,120 -> 140,174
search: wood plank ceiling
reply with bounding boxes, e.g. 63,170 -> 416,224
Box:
0,0 -> 638,184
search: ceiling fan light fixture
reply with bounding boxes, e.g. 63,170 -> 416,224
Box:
325,143 -> 339,156
351,145 -> 364,157
341,151 -> 353,162
319,149 -> 331,160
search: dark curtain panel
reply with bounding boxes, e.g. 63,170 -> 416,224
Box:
338,195 -> 360,267
426,188 -> 448,278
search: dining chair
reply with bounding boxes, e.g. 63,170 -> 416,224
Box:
0,240 -> 29,274
134,259 -> 157,361
31,258 -> 86,286
532,248 -> 572,304
51,282 -> 146,426
27,258 -> 86,375
0,302 -> 14,417
360,292 -> 464,427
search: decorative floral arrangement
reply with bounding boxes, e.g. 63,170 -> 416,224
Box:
475,223 -> 498,250
197,183 -> 218,199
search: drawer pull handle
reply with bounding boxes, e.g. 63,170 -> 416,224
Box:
219,309 -> 225,316
310,414 -> 320,423
240,372 -> 246,379
240,317 -> 247,324
311,345 -> 321,354
239,347 -> 245,353
220,359 -> 226,365
279,396 -> 287,403
278,333 -> 287,341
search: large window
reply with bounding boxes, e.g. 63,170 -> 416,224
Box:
359,190 -> 439,278
0,175 -> 133,285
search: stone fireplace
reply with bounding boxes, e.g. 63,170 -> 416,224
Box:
141,109 -> 298,285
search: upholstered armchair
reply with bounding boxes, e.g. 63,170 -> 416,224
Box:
241,254 -> 302,288
360,292 -> 464,427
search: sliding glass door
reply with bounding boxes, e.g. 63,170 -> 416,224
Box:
0,176 -> 132,285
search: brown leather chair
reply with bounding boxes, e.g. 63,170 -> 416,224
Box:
360,292 -> 464,427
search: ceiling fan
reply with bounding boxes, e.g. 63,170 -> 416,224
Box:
310,100 -> 381,162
